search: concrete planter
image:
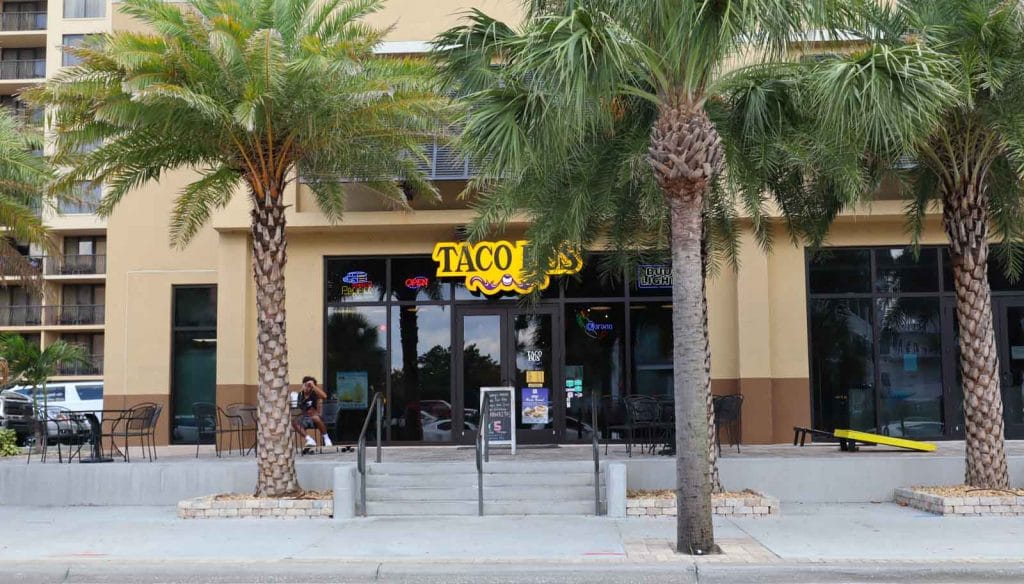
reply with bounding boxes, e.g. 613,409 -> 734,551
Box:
625,490 -> 779,518
894,487 -> 1024,516
178,494 -> 333,519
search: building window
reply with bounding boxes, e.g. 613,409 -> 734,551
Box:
62,34 -> 91,67
325,306 -> 387,441
58,181 -> 102,214
388,305 -> 451,441
63,0 -> 104,18
565,303 -> 624,432
630,303 -> 673,398
0,47 -> 44,79
171,286 -> 217,444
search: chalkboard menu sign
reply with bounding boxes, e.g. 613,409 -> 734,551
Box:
480,387 -> 516,454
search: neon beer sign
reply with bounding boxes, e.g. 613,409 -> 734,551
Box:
431,240 -> 582,295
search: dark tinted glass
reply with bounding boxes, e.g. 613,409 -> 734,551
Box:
171,330 -> 216,443
630,303 -> 673,398
173,286 -> 217,328
630,263 -> 672,297
76,385 -> 103,400
876,297 -> 944,437
389,305 -> 451,441
565,303 -> 624,437
875,248 -> 938,293
808,249 -> 871,294
809,298 -> 875,432
325,306 -> 387,440
325,259 -> 386,303
564,255 -> 624,298
390,257 -> 449,301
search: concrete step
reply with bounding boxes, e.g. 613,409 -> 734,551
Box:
366,461 -> 596,475
365,499 -> 600,517
364,472 -> 600,488
366,485 -> 602,502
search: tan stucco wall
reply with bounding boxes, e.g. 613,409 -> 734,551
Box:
364,0 -> 523,42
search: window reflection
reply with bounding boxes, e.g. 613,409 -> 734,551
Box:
565,304 -> 623,440
809,299 -> 876,432
876,298 -> 944,437
389,306 -> 451,441
325,306 -> 387,441
631,303 -> 673,398
808,249 -> 871,294
875,248 -> 938,293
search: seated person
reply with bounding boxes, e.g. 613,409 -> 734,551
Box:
292,376 -> 332,448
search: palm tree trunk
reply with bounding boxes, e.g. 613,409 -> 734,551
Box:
650,98 -> 724,555
251,195 -> 301,497
943,181 -> 1009,489
701,233 -> 722,494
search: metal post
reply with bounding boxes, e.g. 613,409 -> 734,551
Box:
375,396 -> 383,463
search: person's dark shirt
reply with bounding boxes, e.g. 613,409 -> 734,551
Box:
300,390 -> 320,413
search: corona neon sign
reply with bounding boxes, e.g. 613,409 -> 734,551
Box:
432,240 -> 582,295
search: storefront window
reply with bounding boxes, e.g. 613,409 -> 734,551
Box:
876,297 -> 944,437
565,304 -> 624,436
808,249 -> 871,294
389,305 -> 451,441
809,298 -> 876,432
630,262 -> 672,297
325,306 -> 387,440
325,259 -> 386,303
563,256 -> 624,298
875,248 -> 938,293
630,303 -> 673,398
390,257 -> 449,302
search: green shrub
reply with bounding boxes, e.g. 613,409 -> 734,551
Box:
0,428 -> 20,457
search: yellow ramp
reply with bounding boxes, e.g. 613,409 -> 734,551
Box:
834,429 -> 937,452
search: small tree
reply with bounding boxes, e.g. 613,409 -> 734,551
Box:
28,0 -> 449,496
0,334 -> 89,451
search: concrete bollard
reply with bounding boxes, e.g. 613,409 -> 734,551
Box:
606,462 -> 627,518
333,463 -> 357,520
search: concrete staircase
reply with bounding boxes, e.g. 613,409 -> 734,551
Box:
363,461 -> 605,516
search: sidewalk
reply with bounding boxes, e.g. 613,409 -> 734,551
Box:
1,503 -> 1022,565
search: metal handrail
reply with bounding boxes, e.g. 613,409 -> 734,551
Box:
591,393 -> 601,515
356,391 -> 384,517
475,392 -> 492,517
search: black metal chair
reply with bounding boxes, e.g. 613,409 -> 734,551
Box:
600,396 -> 630,455
105,403 -> 157,462
226,403 -> 257,455
192,402 -> 237,458
713,394 -> 744,455
624,395 -> 663,456
143,404 -> 163,461
26,406 -> 84,464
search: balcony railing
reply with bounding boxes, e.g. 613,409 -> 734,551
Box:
44,254 -> 106,276
45,304 -> 104,326
0,12 -> 46,31
56,354 -> 103,376
0,305 -> 42,326
412,139 -> 477,181
0,59 -> 44,80
0,255 -> 44,276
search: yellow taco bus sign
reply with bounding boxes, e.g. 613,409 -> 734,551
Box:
432,240 -> 583,295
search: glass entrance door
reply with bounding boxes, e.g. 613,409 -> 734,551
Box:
996,297 -> 1024,439
454,306 -> 562,444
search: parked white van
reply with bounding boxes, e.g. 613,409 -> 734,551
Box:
11,381 -> 104,416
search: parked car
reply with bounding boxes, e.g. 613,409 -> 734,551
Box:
0,389 -> 34,445
422,418 -> 477,442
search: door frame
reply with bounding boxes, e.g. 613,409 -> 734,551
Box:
994,294 -> 1024,439
452,304 -> 564,445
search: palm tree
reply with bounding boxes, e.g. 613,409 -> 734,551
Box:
431,2 -> 890,554
27,0 -> 449,496
809,0 -> 1024,489
0,334 -> 89,452
0,108 -> 55,285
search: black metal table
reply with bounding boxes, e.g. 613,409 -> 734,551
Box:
77,409 -> 130,463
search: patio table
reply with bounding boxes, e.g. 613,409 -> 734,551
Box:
77,409 -> 131,463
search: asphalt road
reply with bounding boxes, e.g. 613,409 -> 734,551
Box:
4,561 -> 1024,584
